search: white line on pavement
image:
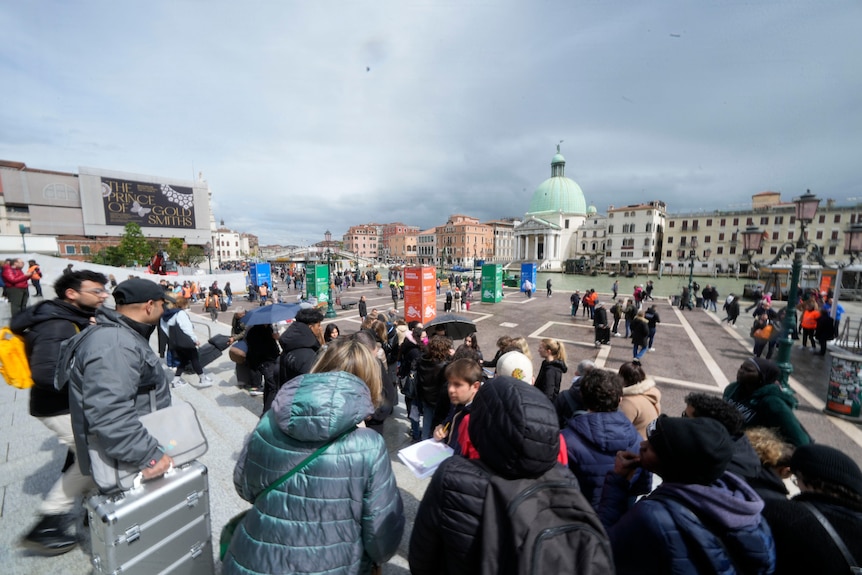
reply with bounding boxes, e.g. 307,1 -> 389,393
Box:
671,307 -> 731,389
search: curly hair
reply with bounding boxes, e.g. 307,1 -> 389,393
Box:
424,335 -> 453,362
580,369 -> 624,412
745,427 -> 794,469
685,392 -> 745,436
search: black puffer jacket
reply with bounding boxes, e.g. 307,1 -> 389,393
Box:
534,359 -> 567,403
10,299 -> 95,417
416,356 -> 448,408
278,321 -> 321,384
409,376 -> 595,575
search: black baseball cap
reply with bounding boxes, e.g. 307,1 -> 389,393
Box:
113,278 -> 176,305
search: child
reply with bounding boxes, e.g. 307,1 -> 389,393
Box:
433,358 -> 482,457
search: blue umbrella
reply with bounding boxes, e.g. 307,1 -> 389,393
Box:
240,303 -> 303,327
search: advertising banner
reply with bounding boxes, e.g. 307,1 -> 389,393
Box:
404,266 -> 437,325
100,176 -> 196,229
520,262 -> 537,294
307,264 -> 331,303
248,263 -> 272,290
825,352 -> 862,421
481,264 -> 503,303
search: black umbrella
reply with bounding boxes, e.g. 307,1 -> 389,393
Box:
240,303 -> 303,327
425,314 -> 477,340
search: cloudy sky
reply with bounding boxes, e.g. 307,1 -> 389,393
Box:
2,1 -> 860,246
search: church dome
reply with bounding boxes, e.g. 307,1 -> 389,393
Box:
587,205 -> 597,214
526,149 -> 586,215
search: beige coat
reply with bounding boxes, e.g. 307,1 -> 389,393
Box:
620,377 -> 662,439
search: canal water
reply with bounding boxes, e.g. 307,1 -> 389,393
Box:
534,271 -> 755,301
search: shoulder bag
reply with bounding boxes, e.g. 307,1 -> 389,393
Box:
219,431 -> 348,561
801,502 -> 861,574
168,320 -> 196,350
88,388 -> 208,492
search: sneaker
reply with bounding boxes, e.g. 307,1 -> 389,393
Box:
649,348 -> 656,352
247,387 -> 263,397
171,376 -> 188,388
613,332 -> 622,337
20,514 -> 78,556
197,374 -> 213,388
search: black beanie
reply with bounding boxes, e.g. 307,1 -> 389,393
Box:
649,416 -> 733,484
791,444 -> 862,498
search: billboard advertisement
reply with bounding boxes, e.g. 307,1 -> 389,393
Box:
100,176 -> 196,229
520,262 -> 537,294
404,266 -> 437,325
307,264 -> 330,302
481,264 -> 503,303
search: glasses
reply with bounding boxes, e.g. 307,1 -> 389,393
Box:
78,288 -> 111,295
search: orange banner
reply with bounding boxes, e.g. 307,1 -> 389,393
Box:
404,266 -> 437,325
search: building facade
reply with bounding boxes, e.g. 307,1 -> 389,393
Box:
436,215 -> 493,267
342,224 -> 381,261
605,201 -> 667,273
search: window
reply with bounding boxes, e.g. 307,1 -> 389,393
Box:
816,230 -> 824,240
65,245 -> 76,255
706,219 -> 713,226
717,246 -> 724,254
666,250 -> 673,257
667,237 -> 674,244
772,232 -> 779,240
760,217 -> 769,225
788,231 -> 794,240
643,238 -> 650,246
774,216 -> 784,225
746,217 -> 754,225
608,225 -> 614,234
669,221 -> 675,228
818,215 -> 826,224
704,235 -> 711,243
719,233 -> 725,241
834,214 -> 841,224
832,230 -> 839,240
770,246 -> 778,255
829,246 -> 837,255
733,218 -> 739,226
565,219 -> 570,229
720,218 -> 726,226
730,246 -> 737,255
81,246 -> 91,255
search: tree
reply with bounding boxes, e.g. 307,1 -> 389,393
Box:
91,245 -> 126,267
117,223 -> 155,266
167,238 -> 185,261
185,246 -> 206,267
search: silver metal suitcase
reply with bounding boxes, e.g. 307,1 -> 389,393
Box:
85,461 -> 214,575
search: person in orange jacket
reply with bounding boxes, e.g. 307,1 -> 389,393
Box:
27,259 -> 43,297
799,299 -> 820,350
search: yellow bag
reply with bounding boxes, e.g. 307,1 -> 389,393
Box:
753,324 -> 773,340
0,327 -> 34,389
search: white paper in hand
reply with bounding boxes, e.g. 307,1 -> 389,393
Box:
397,439 -> 455,479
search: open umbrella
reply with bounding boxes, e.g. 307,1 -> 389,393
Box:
240,303 -> 303,327
424,314 -> 477,340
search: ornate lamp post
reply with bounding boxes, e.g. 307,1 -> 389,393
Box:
204,242 -> 213,274
325,247 -> 337,319
677,238 -> 710,309
741,190 -> 822,393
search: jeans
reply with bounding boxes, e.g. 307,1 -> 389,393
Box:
422,404 -> 436,440
633,344 -> 648,359
648,327 -> 656,348
625,319 -> 631,338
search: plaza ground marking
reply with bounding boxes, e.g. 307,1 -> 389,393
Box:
652,376 -> 729,393
705,309 -> 862,448
671,307 -> 730,389
594,343 -> 612,369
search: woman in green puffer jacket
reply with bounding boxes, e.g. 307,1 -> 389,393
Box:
222,339 -> 405,575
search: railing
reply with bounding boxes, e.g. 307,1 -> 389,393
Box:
835,317 -> 862,355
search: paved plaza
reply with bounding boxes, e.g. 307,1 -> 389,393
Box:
2,279 -> 861,574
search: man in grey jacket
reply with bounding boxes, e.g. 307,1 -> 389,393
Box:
60,278 -> 175,491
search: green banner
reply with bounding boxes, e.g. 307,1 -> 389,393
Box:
307,264 -> 330,302
481,264 -> 503,303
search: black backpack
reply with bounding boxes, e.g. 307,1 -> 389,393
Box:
479,464 -> 614,575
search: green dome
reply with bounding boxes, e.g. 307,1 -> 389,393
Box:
527,148 -> 586,215
587,205 -> 597,214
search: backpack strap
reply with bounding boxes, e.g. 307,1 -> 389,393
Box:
801,502 -> 860,572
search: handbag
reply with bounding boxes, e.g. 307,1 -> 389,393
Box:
219,431 -> 348,561
401,366 -> 418,399
168,321 -> 196,350
87,389 -> 208,492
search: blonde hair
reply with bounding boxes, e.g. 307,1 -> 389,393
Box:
173,296 -> 190,310
502,336 -> 532,360
540,338 -> 567,363
311,338 -> 382,406
745,427 -> 795,469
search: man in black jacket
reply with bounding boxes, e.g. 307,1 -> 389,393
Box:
11,270 -> 109,555
273,308 -> 324,412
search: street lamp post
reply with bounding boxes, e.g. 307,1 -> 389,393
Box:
325,248 -> 337,319
741,190 -> 822,393
204,242 -> 213,274
18,224 -> 29,254
677,238 -> 711,309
